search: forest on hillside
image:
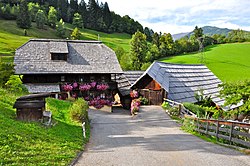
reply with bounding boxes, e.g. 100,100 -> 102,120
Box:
0,0 -> 250,71
0,0 -> 145,34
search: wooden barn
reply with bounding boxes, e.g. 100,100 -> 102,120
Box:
14,39 -> 123,108
131,61 -> 226,107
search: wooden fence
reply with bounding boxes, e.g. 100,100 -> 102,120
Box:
164,98 -> 196,117
186,115 -> 250,148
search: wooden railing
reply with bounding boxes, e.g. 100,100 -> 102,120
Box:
186,115 -> 250,148
163,98 -> 196,117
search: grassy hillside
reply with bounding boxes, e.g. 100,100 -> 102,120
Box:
0,88 -> 89,165
0,19 -> 131,60
161,43 -> 250,82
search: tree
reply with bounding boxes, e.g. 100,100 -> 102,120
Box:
48,6 -> 57,28
159,33 -> 175,57
87,0 -> 101,29
115,46 -> 126,62
35,9 -> 46,29
72,13 -> 83,28
57,0 -> 68,22
28,2 -> 40,22
193,26 -> 203,39
56,18 -> 66,38
78,0 -> 87,27
16,0 -> 31,29
152,32 -> 160,48
102,2 -> 112,31
70,27 -> 81,40
0,61 -> 14,87
219,80 -> 250,120
130,31 -> 148,70
144,27 -> 153,42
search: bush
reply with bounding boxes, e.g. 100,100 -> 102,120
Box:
183,102 -> 206,118
70,98 -> 89,122
5,75 -> 28,93
161,101 -> 170,110
139,96 -> 148,105
168,106 -> 180,117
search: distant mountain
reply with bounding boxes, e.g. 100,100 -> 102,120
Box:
172,26 -> 233,40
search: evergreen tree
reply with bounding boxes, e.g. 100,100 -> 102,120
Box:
144,27 -> 153,42
35,9 -> 46,29
102,2 -> 112,31
78,0 -> 87,27
71,27 -> 81,40
130,31 -> 148,70
48,6 -> 57,28
56,18 -> 66,38
72,12 -> 83,28
87,0 -> 101,29
193,26 -> 203,39
17,0 -> 31,29
57,0 -> 68,22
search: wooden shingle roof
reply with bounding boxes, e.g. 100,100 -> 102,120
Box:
132,61 -> 225,106
14,39 -> 123,74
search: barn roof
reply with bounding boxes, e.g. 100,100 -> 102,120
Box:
14,39 -> 123,74
132,61 -> 225,106
115,71 -> 144,96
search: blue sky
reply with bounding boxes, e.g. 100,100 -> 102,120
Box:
98,0 -> 250,34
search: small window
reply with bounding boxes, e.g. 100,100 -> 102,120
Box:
90,76 -> 95,82
101,76 -> 106,83
51,53 -> 67,61
61,76 -> 65,82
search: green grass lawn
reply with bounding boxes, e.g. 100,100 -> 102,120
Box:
0,88 -> 89,165
161,43 -> 250,82
0,19 -> 131,58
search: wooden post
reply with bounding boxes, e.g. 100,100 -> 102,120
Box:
216,120 -> 219,141
178,104 -> 181,116
229,122 -> 234,145
206,121 -> 209,135
197,118 -> 200,133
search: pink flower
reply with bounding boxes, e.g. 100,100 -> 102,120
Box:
90,82 -> 97,88
96,84 -> 109,91
79,84 -> 91,91
62,84 -> 73,91
73,82 -> 78,88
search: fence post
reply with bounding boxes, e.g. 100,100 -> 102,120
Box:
206,121 -> 209,135
197,118 -> 200,133
229,122 -> 234,145
178,104 -> 182,116
216,120 -> 219,141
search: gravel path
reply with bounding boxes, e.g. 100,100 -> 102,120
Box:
75,106 -> 250,166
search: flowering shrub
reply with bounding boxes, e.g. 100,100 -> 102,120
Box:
130,90 -> 138,98
62,84 -> 73,91
90,82 -> 96,88
79,84 -> 91,91
131,99 -> 141,115
96,83 -> 109,91
72,82 -> 78,88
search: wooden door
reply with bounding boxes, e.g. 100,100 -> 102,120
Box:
140,89 -> 163,105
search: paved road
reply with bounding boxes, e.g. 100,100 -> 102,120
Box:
75,106 -> 250,166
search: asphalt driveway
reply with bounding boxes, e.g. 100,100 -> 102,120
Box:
75,106 -> 250,166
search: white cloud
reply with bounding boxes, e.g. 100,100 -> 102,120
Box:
97,0 -> 250,34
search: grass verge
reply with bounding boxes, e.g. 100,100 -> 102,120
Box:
0,88 -> 90,165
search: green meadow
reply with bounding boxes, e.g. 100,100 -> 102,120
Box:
161,43 -> 250,82
0,19 -> 131,60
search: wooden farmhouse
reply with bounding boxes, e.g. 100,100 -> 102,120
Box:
131,61 -> 226,107
14,39 -> 123,109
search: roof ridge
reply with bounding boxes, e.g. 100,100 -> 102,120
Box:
29,38 -> 102,43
